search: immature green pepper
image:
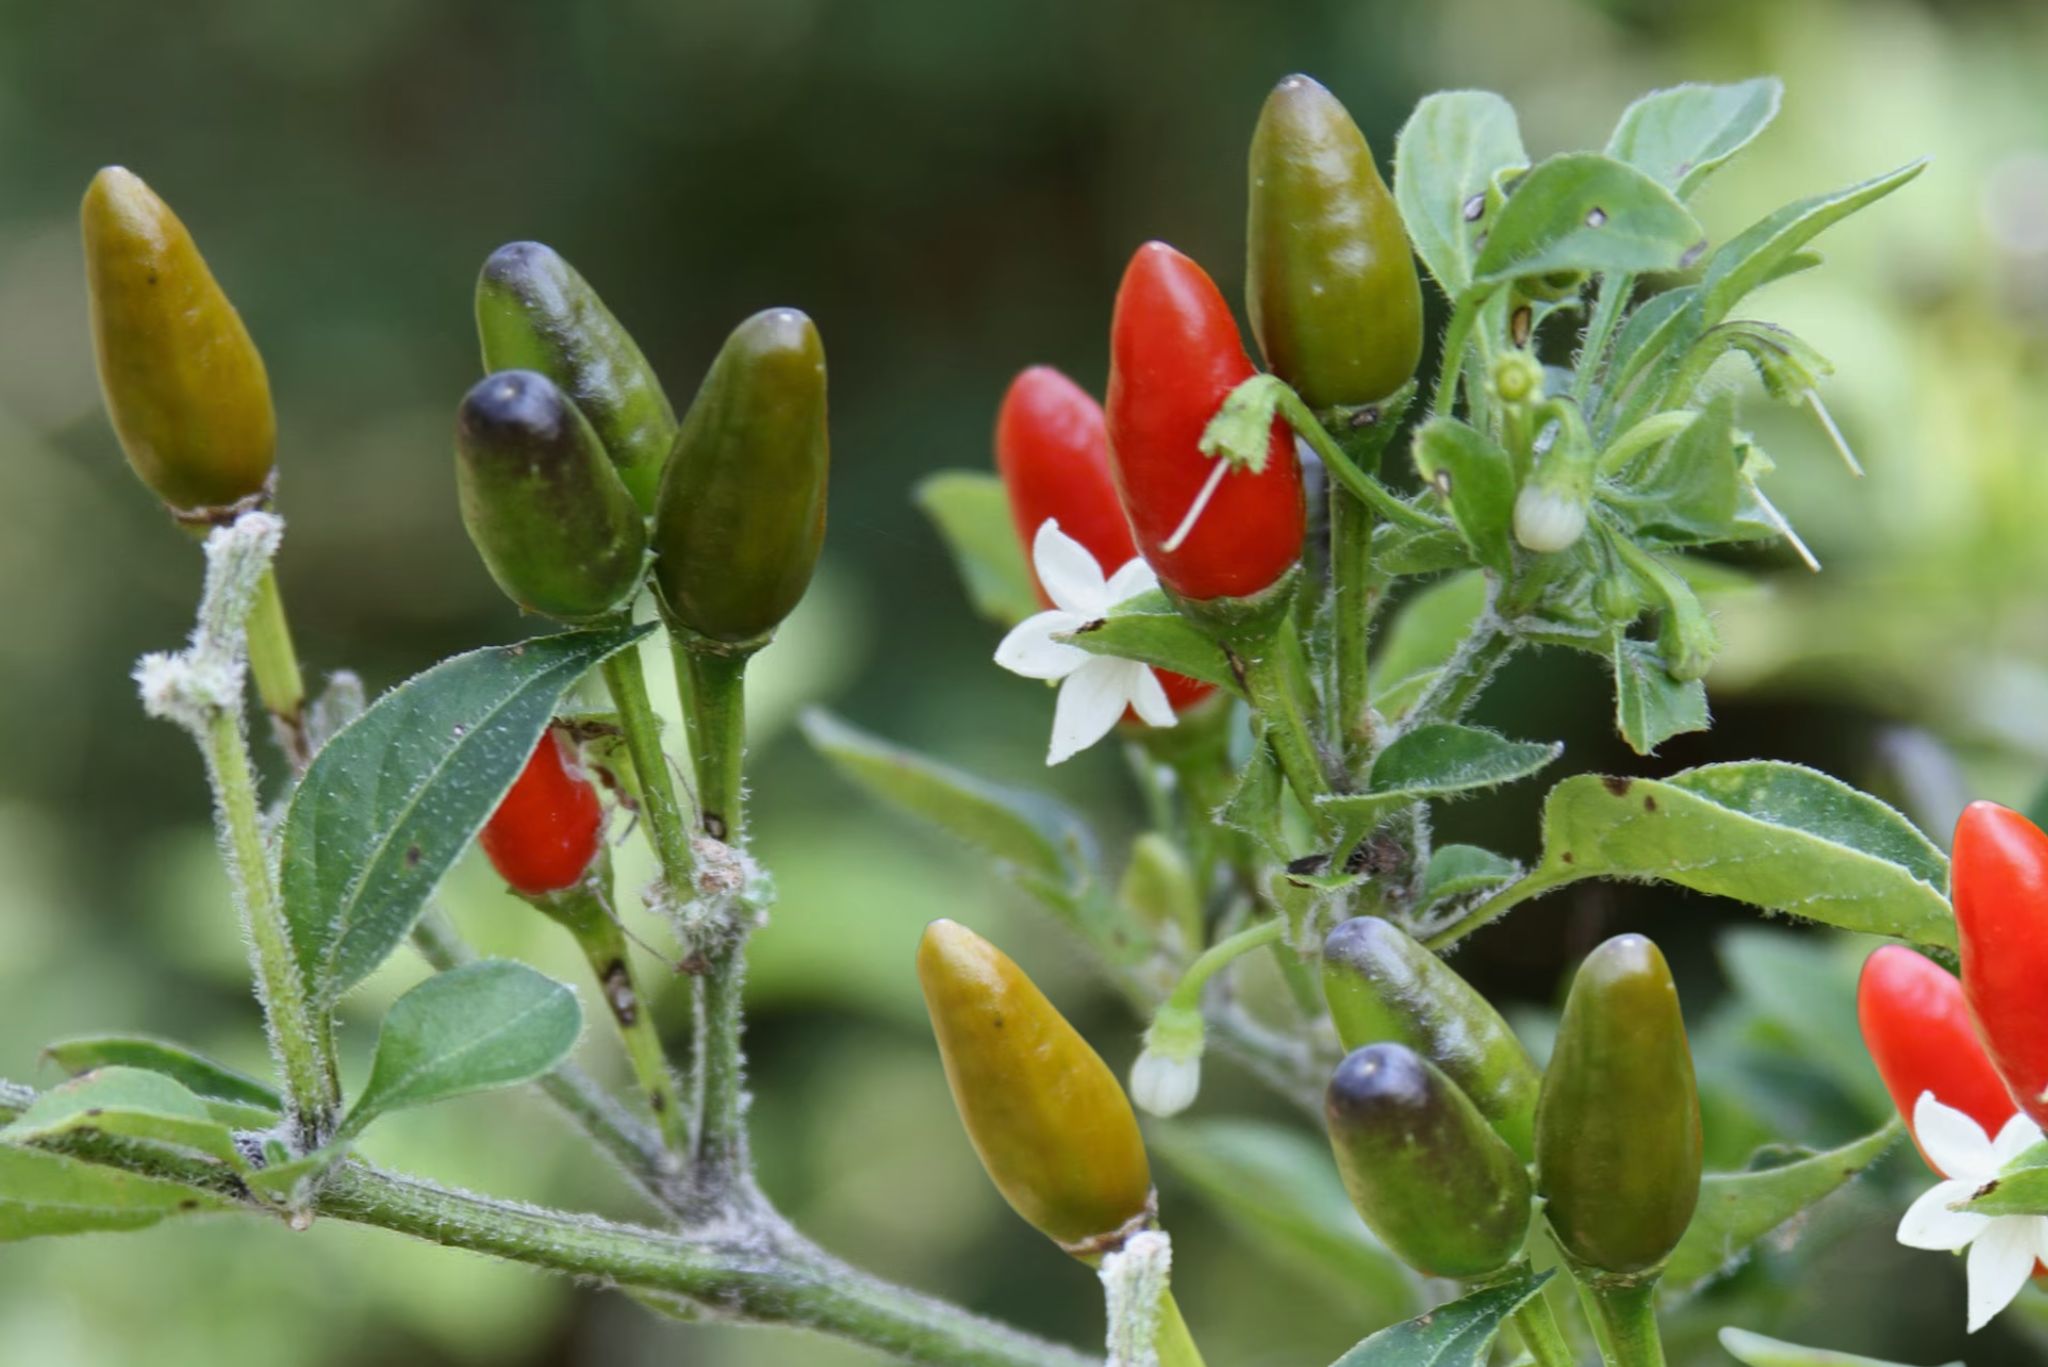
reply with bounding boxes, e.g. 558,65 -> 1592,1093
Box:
1325,1043 -> 1532,1279
1535,934 -> 1702,1279
455,370 -> 647,622
1323,917 -> 1540,1160
1246,75 -> 1423,409
652,309 -> 828,644
476,241 -> 677,513
917,919 -> 1153,1253
81,167 -> 276,516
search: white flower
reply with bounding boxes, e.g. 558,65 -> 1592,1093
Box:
1897,1092 -> 2048,1333
995,520 -> 1176,765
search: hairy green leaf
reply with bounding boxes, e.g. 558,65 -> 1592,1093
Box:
1,1067 -> 243,1168
1371,725 -> 1560,798
341,961 -> 581,1137
1394,91 -> 1528,297
1413,418 -> 1515,577
42,1035 -> 280,1112
1613,637 -> 1710,755
0,1145 -> 228,1240
1331,1270 -> 1554,1367
1955,1158 -> 2048,1218
914,470 -> 1039,627
1606,394 -> 1740,543
282,624 -> 651,1004
1606,79 -> 1783,199
1474,153 -> 1705,288
1371,572 -> 1488,719
1421,845 -> 1523,904
1057,589 -> 1243,694
1718,1328 -> 1956,1367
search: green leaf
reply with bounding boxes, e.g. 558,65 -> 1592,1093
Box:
341,960 -> 581,1137
1150,1120 -> 1418,1322
1718,1328 -> 1957,1367
0,1144 -> 228,1240
281,623 -> 650,1004
1663,1120 -> 1900,1294
1719,929 -> 1887,1111
1606,394 -> 1740,542
1529,763 -> 1954,947
1218,742 -> 1287,860
1421,845 -> 1523,904
1056,589 -> 1243,694
1394,91 -> 1528,297
1198,373 -> 1286,474
1955,1158 -> 2048,1217
42,1035 -> 280,1112
242,1142 -> 348,1206
1331,1270 -> 1554,1367
1606,79 -> 1783,199
1370,572 -> 1488,719
1715,321 -> 1835,402
800,709 -> 1095,891
1613,637 -> 1710,755
1604,286 -> 1696,399
1699,161 -> 1927,325
1473,153 -> 1706,288
1371,524 -> 1472,577
1,1067 -> 244,1168
1369,725 -> 1561,798
914,471 -> 1039,627
1413,418 -> 1515,577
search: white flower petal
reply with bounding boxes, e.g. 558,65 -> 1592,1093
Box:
1918,1092 -> 1999,1180
1966,1217 -> 2040,1332
1047,659 -> 1133,765
995,611 -> 1089,680
1033,520 -> 1109,616
1103,556 -> 1159,604
1129,1049 -> 1201,1118
1993,1111 -> 2046,1166
1899,1180 -> 1992,1251
1126,663 -> 1177,729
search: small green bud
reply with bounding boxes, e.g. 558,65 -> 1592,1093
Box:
1491,350 -> 1544,407
477,242 -> 677,513
455,370 -> 648,622
1119,833 -> 1204,950
1325,1043 -> 1533,1279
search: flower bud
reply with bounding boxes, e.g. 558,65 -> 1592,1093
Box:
1514,401 -> 1596,555
81,167 -> 276,517
653,309 -> 829,644
476,241 -> 677,514
1129,1003 -> 1205,1119
1325,1043 -> 1533,1279
917,919 -> 1153,1253
455,370 -> 648,622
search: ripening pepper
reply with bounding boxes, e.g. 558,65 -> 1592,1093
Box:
1858,944 -> 2018,1172
1536,934 -> 1702,1279
455,370 -> 648,622
1950,801 -> 2048,1127
916,919 -> 1153,1253
1106,242 -> 1304,603
996,366 -> 1213,712
1325,1043 -> 1532,1279
81,167 -> 276,516
1246,75 -> 1422,409
653,309 -> 828,644
1322,916 -> 1540,1161
476,242 -> 677,514
480,729 -> 605,896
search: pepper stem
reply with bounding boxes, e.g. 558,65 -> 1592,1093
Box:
1164,918 -> 1286,1014
1510,1291 -> 1577,1367
244,564 -> 310,767
1155,1289 -> 1207,1367
1585,1279 -> 1666,1367
1232,613 -> 1338,829
599,643 -> 699,892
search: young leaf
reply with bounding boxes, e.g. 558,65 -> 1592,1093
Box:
340,960 -> 581,1137
1394,91 -> 1528,297
1473,153 -> 1706,288
42,1035 -> 280,1112
1,1067 -> 244,1168
1529,763 -> 1953,947
242,1142 -> 348,1206
800,708 -> 1097,892
914,471 -> 1039,627
1613,637 -> 1710,755
1718,1328 -> 1958,1367
1149,1120 -> 1419,1322
1662,1119 -> 1900,1294
0,1145 -> 228,1240
1698,160 -> 1927,326
1412,418 -> 1516,577
281,623 -> 651,1005
1604,394 -> 1740,543
1330,1270 -> 1554,1367
1056,588 -> 1244,694
1605,79 -> 1784,199
1369,724 -> 1561,799
1603,285 -> 1696,404
1421,845 -> 1522,904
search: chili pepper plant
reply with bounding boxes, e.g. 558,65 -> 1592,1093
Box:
2,72 -> 2025,1367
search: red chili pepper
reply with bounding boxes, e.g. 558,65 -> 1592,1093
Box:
1951,800 -> 2048,1127
480,729 -> 604,896
996,366 -> 1212,712
1858,944 -> 2017,1173
1105,242 -> 1304,603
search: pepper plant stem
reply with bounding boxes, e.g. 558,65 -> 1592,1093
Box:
244,564 -> 310,766
1512,1294 -> 1577,1367
1329,483 -> 1377,770
1155,1289 -> 1207,1367
1234,616 -> 1337,824
1573,273 -> 1634,409
600,642 -> 698,892
1585,1280 -> 1667,1367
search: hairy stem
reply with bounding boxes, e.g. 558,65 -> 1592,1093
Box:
601,644 -> 699,892
1585,1280 -> 1666,1367
1573,272 -> 1634,409
244,564 -> 309,767
1234,618 -> 1337,825
1512,1293 -> 1577,1367
1330,483 -> 1377,772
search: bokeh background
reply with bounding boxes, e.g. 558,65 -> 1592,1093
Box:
3,0 -> 2047,1362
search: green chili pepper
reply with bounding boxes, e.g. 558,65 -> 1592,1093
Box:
1535,933 -> 1702,1280
917,919 -> 1154,1254
454,370 -> 648,623
652,308 -> 828,645
476,241 -> 678,514
1246,75 -> 1422,409
81,167 -> 276,517
1325,1043 -> 1532,1279
1322,917 -> 1541,1161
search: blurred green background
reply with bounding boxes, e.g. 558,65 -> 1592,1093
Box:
3,0 -> 2047,1362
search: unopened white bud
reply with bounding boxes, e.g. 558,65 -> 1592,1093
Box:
1513,483 -> 1588,553
1130,1003 -> 1204,1118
